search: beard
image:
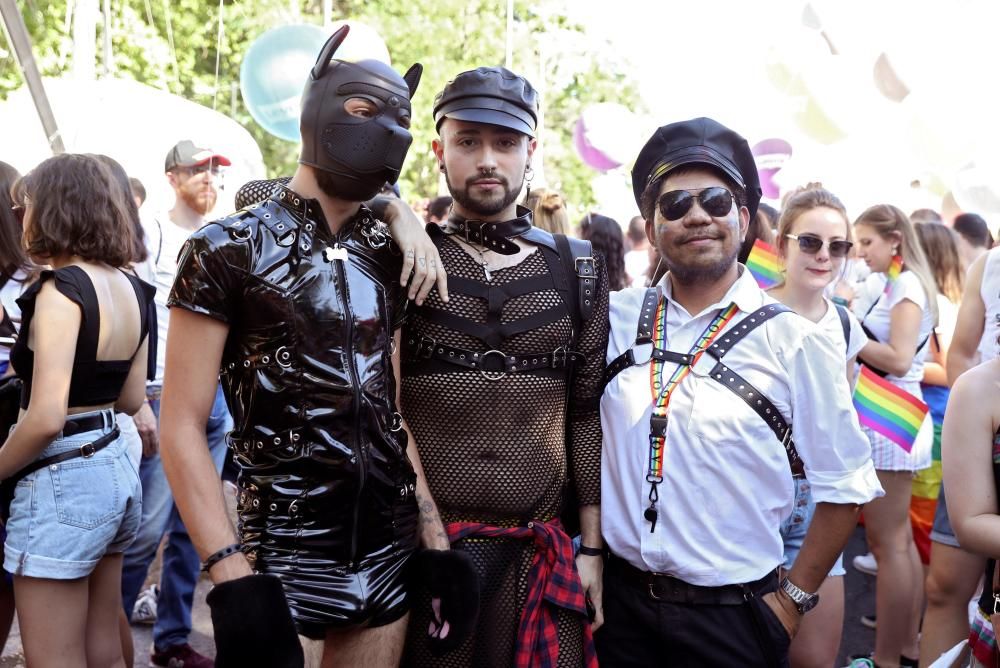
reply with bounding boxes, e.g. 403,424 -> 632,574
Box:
445,168 -> 523,218
180,186 -> 217,216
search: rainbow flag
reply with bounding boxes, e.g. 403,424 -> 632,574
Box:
746,239 -> 782,289
853,365 -> 928,452
884,255 -> 903,293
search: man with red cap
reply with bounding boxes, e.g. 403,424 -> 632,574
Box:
122,139 -> 234,668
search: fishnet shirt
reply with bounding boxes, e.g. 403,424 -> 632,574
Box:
401,234 -> 609,667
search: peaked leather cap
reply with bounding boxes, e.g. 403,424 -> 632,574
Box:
632,117 -> 761,219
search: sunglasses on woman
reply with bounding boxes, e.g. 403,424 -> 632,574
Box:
785,233 -> 853,258
657,187 -> 734,221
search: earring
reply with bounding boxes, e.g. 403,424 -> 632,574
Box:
524,165 -> 534,199
439,163 -> 445,172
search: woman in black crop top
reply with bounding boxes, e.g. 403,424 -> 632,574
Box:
3,154 -> 155,667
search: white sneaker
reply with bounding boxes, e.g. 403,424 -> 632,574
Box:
132,583 -> 159,625
852,552 -> 877,576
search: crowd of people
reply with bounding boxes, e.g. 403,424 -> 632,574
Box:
0,25 -> 998,668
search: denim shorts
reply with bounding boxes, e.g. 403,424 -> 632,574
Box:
779,477 -> 846,577
929,483 -> 960,548
4,410 -> 142,579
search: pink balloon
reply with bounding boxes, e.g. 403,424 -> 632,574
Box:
573,117 -> 621,172
752,138 -> 793,199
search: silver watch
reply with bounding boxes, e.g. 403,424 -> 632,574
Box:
779,577 -> 819,614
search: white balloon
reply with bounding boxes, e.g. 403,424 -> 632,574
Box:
327,20 -> 391,65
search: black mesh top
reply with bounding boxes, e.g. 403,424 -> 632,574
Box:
401,235 -> 608,525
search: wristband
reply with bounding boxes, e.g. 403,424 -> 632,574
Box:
831,296 -> 850,307
577,545 -> 603,557
202,543 -> 243,572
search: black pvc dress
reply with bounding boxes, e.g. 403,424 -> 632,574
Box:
169,184 -> 419,638
400,222 -> 609,667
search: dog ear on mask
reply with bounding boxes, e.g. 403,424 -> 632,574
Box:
403,63 -> 423,99
311,25 -> 350,80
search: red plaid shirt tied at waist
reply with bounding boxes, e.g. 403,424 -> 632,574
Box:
446,519 -> 598,668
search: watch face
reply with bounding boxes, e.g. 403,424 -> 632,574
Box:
798,594 -> 819,613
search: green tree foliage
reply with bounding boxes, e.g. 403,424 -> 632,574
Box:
1,0 -> 639,210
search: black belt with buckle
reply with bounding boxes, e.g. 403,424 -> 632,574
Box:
7,425 -> 121,485
607,553 -> 776,605
405,335 -> 583,381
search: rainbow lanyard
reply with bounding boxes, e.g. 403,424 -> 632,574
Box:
644,298 -> 740,531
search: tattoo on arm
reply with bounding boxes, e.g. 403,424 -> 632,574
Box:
415,492 -> 449,543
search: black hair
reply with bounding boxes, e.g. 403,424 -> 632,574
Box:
0,160 -> 36,283
953,213 -> 994,249
579,213 -> 627,291
427,196 -> 453,222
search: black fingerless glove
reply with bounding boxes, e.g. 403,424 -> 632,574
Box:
412,549 -> 481,655
206,574 -> 304,668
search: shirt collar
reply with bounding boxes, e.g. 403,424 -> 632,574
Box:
656,264 -> 765,318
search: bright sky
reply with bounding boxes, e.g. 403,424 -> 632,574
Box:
563,0 -> 1000,227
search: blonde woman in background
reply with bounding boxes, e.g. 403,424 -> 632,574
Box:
852,205 -> 939,668
525,188 -> 570,235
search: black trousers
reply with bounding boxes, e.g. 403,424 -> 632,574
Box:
594,561 -> 791,668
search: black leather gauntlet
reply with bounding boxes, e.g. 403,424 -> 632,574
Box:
206,574 -> 304,668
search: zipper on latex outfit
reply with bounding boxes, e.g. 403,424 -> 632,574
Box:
327,226 -> 366,573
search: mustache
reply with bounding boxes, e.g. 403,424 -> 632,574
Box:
465,174 -> 509,188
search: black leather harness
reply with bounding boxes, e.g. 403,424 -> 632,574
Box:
404,224 -> 595,381
605,288 -> 805,478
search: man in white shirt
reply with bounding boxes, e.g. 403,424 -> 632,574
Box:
595,117 -> 882,667
121,140 -> 234,668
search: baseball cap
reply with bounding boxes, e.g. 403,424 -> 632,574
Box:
164,140 -> 232,172
631,117 -> 762,220
433,67 -> 538,137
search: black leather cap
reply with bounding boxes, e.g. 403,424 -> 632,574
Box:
433,67 -> 538,137
632,117 -> 761,219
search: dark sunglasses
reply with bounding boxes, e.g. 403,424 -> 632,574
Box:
10,205 -> 24,226
785,233 -> 853,258
657,187 -> 735,221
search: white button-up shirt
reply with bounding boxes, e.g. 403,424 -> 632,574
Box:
601,268 -> 883,586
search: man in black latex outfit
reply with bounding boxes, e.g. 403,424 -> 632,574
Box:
157,27 -> 472,667
398,66 -> 610,667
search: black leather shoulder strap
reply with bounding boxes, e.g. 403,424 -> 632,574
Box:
835,303 -> 851,347
554,233 -> 596,326
703,303 -> 792,360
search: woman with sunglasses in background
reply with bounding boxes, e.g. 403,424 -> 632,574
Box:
3,154 -> 154,667
766,186 -> 866,668
851,205 -> 938,668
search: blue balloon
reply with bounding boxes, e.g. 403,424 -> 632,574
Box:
240,24 -> 328,142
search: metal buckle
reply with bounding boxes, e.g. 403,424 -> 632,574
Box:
478,349 -> 509,381
575,256 -> 595,278
389,412 -> 403,432
274,346 -> 293,368
781,428 -> 793,448
551,346 -> 569,369
415,335 -> 436,360
993,592 -> 1000,616
80,442 -> 96,458
629,341 -> 655,366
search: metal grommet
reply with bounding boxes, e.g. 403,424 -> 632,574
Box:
273,437 -> 281,445
276,223 -> 285,230
292,433 -> 300,442
261,355 -> 270,364
269,503 -> 277,511
252,499 -> 260,508
255,441 -> 263,449
293,198 -> 300,205
243,360 -> 251,368
305,223 -> 314,231
263,213 -> 271,219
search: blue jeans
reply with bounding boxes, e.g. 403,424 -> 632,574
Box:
121,385 -> 231,650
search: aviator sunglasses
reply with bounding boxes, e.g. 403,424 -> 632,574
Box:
657,187 -> 735,221
785,234 -> 853,258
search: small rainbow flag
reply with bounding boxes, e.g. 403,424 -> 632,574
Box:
884,255 -> 903,293
746,239 -> 782,289
853,365 -> 928,452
